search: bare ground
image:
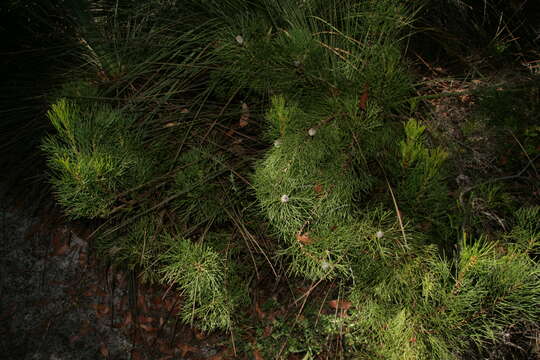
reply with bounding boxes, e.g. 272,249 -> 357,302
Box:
0,192 -> 228,360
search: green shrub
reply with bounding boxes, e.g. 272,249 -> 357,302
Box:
160,234 -> 234,331
42,99 -> 158,218
505,206 -> 540,255
331,239 -> 540,359
397,118 -> 451,235
37,0 -> 540,357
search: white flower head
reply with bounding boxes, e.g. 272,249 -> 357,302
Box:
293,60 -> 301,67
235,35 -> 244,45
274,139 -> 282,147
376,230 -> 384,239
308,127 -> 317,137
321,261 -> 330,271
280,194 -> 290,203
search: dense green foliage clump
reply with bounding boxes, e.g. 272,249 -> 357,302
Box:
42,99 -> 159,218
34,0 -> 539,358
160,234 -> 235,331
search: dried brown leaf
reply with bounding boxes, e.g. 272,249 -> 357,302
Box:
163,298 -> 173,311
255,302 -> 265,320
158,341 -> 174,355
69,335 -> 80,344
138,315 -> 153,324
53,243 -> 70,256
137,293 -> 148,312
115,273 -> 127,287
95,287 -> 107,297
253,349 -> 264,360
296,232 -> 313,245
79,252 -> 88,266
239,102 -> 250,127
328,299 -> 352,310
99,344 -> 109,358
122,312 -> 133,327
97,70 -> 108,81
140,324 -> 158,332
97,304 -> 110,316
263,325 -> 273,337
359,85 -> 369,111
151,296 -> 163,307
194,329 -> 206,340
178,343 -> 197,357
51,230 -> 63,248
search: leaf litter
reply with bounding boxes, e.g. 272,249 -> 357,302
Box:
0,189 -> 225,359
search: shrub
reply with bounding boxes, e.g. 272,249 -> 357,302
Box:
38,0 -> 539,356
42,99 -> 158,218
160,234 -> 234,331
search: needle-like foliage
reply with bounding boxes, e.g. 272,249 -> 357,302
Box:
160,234 -> 234,331
36,0 -> 540,356
335,238 -> 540,359
42,99 -> 158,218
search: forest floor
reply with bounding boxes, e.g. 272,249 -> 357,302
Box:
0,189 -> 229,360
